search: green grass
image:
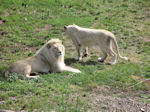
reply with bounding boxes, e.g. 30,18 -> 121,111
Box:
0,0 -> 150,111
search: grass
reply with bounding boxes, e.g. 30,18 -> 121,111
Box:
0,0 -> 150,111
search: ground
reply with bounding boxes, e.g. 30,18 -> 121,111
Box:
0,0 -> 150,111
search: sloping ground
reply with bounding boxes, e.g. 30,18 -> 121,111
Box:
0,0 -> 150,111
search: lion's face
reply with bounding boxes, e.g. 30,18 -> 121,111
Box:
52,44 -> 64,58
47,43 -> 65,59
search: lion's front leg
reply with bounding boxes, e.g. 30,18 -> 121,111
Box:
63,66 -> 81,73
75,44 -> 83,61
83,46 -> 89,57
26,74 -> 39,79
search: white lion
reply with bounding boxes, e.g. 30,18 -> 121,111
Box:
5,38 -> 81,78
64,24 -> 128,65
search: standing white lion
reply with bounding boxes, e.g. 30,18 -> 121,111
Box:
64,24 -> 128,65
5,38 -> 81,78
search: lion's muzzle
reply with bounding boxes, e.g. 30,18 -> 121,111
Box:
58,52 -> 62,56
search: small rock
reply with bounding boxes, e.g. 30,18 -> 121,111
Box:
140,108 -> 145,112
96,98 -> 99,102
24,18 -> 27,21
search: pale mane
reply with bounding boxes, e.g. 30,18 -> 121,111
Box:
47,38 -> 62,45
35,38 -> 62,56
34,39 -> 62,68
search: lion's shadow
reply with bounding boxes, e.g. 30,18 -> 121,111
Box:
65,58 -> 101,66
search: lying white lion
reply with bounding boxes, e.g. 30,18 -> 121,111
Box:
64,24 -> 128,65
5,38 -> 81,78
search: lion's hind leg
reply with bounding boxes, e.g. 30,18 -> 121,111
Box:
24,65 -> 39,79
98,50 -> 108,62
26,74 -> 39,79
108,49 -> 117,65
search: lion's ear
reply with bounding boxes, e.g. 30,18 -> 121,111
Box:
64,25 -> 67,29
46,43 -> 51,49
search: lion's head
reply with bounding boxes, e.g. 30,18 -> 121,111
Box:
64,24 -> 79,35
46,39 -> 65,59
35,38 -> 65,64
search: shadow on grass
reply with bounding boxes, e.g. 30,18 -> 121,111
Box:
65,58 -> 103,66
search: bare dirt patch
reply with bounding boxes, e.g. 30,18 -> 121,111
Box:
89,93 -> 150,112
88,88 -> 150,112
35,24 -> 54,33
139,37 -> 150,42
146,80 -> 150,86
129,57 -> 139,63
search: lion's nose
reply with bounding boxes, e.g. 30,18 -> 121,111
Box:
58,52 -> 62,56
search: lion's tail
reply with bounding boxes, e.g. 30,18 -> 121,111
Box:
64,66 -> 81,73
5,71 -> 9,77
111,37 -> 128,61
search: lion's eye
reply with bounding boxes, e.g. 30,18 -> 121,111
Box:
53,47 -> 57,50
